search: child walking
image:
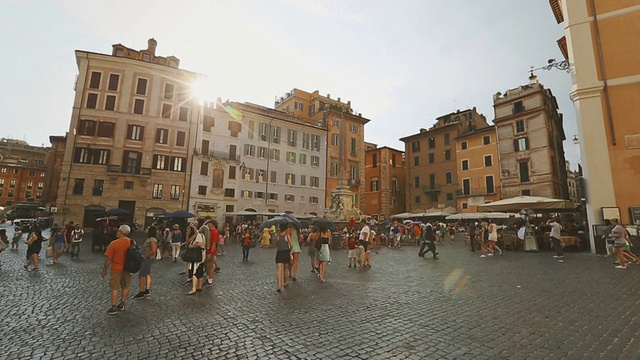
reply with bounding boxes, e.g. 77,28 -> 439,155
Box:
347,236 -> 357,268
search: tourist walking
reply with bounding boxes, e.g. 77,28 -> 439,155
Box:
609,218 -> 628,269
218,230 -> 226,255
480,222 -> 491,258
102,225 -> 134,315
274,224 -> 292,292
547,218 -> 563,262
418,223 -> 438,259
241,227 -> 251,261
25,225 -> 44,271
70,224 -> 84,259
185,222 -> 206,295
132,226 -> 158,299
307,226 -> 319,274
11,226 -> 22,250
289,225 -> 301,281
203,220 -> 219,287
359,219 -> 371,268
487,220 -> 502,256
170,224 -> 182,262
316,226 -> 332,283
51,226 -> 67,264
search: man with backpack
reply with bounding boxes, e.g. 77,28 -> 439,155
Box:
102,225 -> 137,315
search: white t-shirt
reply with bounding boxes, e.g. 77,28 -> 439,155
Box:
549,222 -> 562,239
488,224 -> 498,241
359,225 -> 371,242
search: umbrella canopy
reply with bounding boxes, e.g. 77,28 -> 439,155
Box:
445,212 -> 513,221
477,196 -> 577,212
166,210 -> 196,218
390,212 -> 417,219
105,208 -> 130,215
260,216 -> 294,229
280,213 -> 302,228
309,217 -> 336,230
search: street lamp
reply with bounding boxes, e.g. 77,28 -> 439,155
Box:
572,135 -> 579,145
530,58 -> 571,74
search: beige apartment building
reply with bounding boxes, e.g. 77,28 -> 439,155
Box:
55,39 -> 202,227
401,108 -> 490,212
493,75 -> 569,200
550,1 -> 640,235
275,89 -> 369,209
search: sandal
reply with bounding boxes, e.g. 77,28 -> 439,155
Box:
276,288 -> 282,293
284,282 -> 289,287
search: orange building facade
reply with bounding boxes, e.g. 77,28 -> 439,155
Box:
0,139 -> 52,208
550,1 -> 640,243
455,126 -> 501,212
363,144 -> 406,220
275,89 -> 369,209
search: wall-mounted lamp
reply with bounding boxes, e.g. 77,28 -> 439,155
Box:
572,135 -> 579,145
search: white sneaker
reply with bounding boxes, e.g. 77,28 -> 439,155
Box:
558,260 -> 563,263
487,253 -> 494,257
553,255 -> 559,258
480,255 -> 487,258
615,265 -> 627,269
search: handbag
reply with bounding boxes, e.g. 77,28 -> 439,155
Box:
181,247 -> 202,263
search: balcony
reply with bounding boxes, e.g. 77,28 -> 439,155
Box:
107,165 -> 151,177
455,188 -> 500,197
349,179 -> 361,187
423,185 -> 440,194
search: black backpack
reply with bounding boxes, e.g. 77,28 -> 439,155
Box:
124,239 -> 144,273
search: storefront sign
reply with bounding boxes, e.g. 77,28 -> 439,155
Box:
630,206 -> 640,225
601,207 -> 620,221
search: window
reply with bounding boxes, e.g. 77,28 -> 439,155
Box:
115,48 -> 124,57
243,167 -> 254,181
519,161 -> 530,183
371,180 -> 379,191
332,119 -> 340,127
200,162 -> 209,176
513,100 -> 525,114
86,93 -> 98,109
521,189 -> 531,196
164,83 -> 174,100
272,126 -> 280,144
269,193 -> 278,201
430,194 -> 438,202
170,185 -> 180,200
26,181 -> 33,189
462,178 -> 470,195
299,153 -> 307,165
483,135 -> 491,145
201,140 -> 210,155
350,124 -> 358,132
225,205 -> 234,212
97,122 -> 115,138
176,131 -> 186,147
311,156 -> 320,167
414,176 -> 420,188
428,137 -> 435,149
73,148 -> 110,165
179,107 -> 189,122
198,186 -> 207,195
302,133 -> 310,149
242,190 -> 253,198
484,155 -> 493,167
446,193 -> 453,201
309,104 -> 315,116
294,102 -> 303,111
105,95 -> 116,111
372,153 -> 377,168
461,141 -> 468,150
515,120 -> 525,133
330,162 -> 339,177
152,184 -> 163,199
127,125 -> 144,141
228,166 -> 236,179
257,146 -> 267,159
136,78 -> 148,95
256,169 -> 265,182
270,149 -> 280,161
428,174 -> 436,189
142,53 -> 152,62
92,179 -> 104,196
224,189 -> 235,198
486,176 -> 495,194
229,145 -> 237,161
270,171 -> 277,183
73,178 -> 85,195
350,166 -> 359,181
286,151 -> 296,164
12,169 -> 18,175
310,176 -> 320,188
445,171 -> 452,184
462,202 -> 468,210
7,191 -> 13,198
122,151 -> 141,174
37,182 -> 44,190
0,168 -> 5,173
171,157 -> 186,172
89,72 -> 101,89
444,133 -> 450,145
258,123 -> 268,141
133,99 -> 145,114
392,154 -> 397,167
286,173 -> 295,185
106,74 -> 119,91
0,179 -> 4,187
244,144 -> 255,157
156,128 -> 169,144
229,121 -> 241,137
153,155 -> 169,170
203,115 -> 214,132
311,134 -> 320,151
309,196 -> 319,204
124,181 -> 134,189
415,195 -> 421,204
413,156 -> 419,167
78,120 -> 97,136
331,134 -> 340,146
300,175 -> 306,186
444,149 -> 451,161
412,141 -> 421,152
462,159 -> 469,171
350,138 -> 357,154
285,194 -> 295,202
35,192 -> 42,200
428,153 -> 435,164
255,192 -> 265,200
515,137 -> 529,152
247,120 -> 255,140
162,104 -> 172,119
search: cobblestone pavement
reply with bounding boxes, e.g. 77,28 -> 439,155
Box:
1,223 -> 639,359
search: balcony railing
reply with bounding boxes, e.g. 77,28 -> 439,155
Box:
107,165 -> 151,177
455,188 -> 500,197
423,185 -> 440,193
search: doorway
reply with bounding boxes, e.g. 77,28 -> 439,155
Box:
118,200 -> 136,223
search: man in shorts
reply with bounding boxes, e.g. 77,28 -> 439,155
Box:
359,219 -> 371,268
102,225 -> 133,315
203,220 -> 219,287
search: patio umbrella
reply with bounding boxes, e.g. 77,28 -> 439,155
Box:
477,196 -> 577,212
259,216 -> 292,229
105,208 -> 130,215
280,213 -> 302,228
309,217 -> 336,230
167,210 -> 195,218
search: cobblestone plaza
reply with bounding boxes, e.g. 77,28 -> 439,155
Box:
1,225 -> 639,359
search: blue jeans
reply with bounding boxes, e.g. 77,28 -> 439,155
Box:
551,237 -> 563,256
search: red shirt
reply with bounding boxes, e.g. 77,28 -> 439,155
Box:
208,228 -> 219,256
347,239 -> 357,250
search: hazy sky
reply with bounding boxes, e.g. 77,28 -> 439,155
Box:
0,0 -> 580,168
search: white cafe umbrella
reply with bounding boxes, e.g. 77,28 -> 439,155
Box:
477,196 -> 577,212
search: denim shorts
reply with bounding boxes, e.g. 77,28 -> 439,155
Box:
139,258 -> 154,276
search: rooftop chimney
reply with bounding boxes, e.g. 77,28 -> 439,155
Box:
529,73 -> 538,85
147,38 -> 157,55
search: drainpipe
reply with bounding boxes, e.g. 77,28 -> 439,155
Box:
589,0 -> 616,145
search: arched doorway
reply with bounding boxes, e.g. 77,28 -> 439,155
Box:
83,205 -> 106,228
144,207 -> 166,228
